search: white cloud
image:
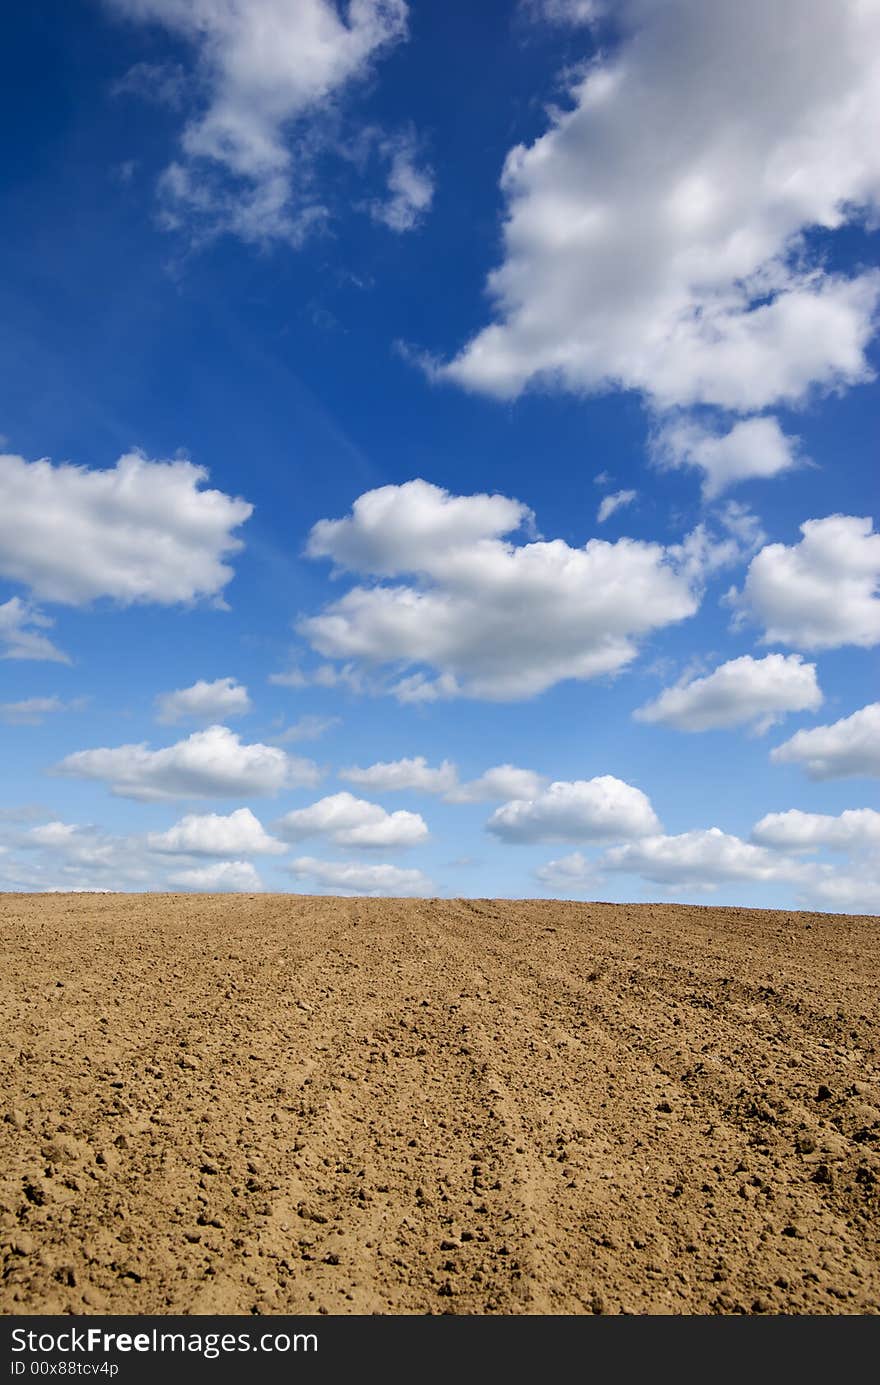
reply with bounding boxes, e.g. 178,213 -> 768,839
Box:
752,808 -> 880,853
602,827 -> 807,887
654,416 -> 801,499
274,714 -> 340,743
771,702 -> 880,780
339,755 -> 548,802
634,653 -> 822,733
301,479 -> 712,700
534,851 -> 596,891
0,450 -> 252,606
596,489 -> 636,524
28,821 -> 86,848
289,855 -> 433,897
718,500 -> 766,553
340,755 -> 458,795
268,662 -> 365,693
733,516 -> 880,650
370,134 -> 433,232
19,821 -> 151,885
0,598 -> 69,663
147,807 -> 286,855
155,676 -> 251,724
487,775 -> 659,843
597,817 -> 880,910
108,0 -> 408,244
803,870 -> 880,916
168,859 -> 264,892
0,695 -> 83,726
439,0 -> 880,412
276,791 -> 427,848
55,724 -> 319,801
447,764 -> 548,803
524,0 -> 600,25
306,477 -> 532,576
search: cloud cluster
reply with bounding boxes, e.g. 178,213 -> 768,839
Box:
733,516 -> 880,650
168,859 -> 264,892
439,0 -> 880,413
155,677 -> 251,724
109,0 -> 409,244
302,479 -> 712,700
538,807 -> 880,912
339,755 -> 545,802
275,792 -> 427,848
635,653 -> 822,734
55,724 -> 319,801
488,775 -> 659,843
770,703 -> 880,780
0,450 -> 252,607
288,856 -> 433,897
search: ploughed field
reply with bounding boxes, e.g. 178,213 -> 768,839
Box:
1,892 -> 878,1315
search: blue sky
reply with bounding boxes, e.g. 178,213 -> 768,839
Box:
1,0 -> 878,908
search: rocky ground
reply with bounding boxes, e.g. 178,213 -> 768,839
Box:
1,892 -> 878,1315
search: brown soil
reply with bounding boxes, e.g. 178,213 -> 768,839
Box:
1,892 -> 878,1315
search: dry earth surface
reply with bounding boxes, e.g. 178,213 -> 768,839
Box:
1,892 -> 878,1316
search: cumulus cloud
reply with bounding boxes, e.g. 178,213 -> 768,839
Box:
654,417 -> 801,499
0,695 -> 84,726
752,808 -> 880,853
155,676 -> 251,724
487,776 -> 659,844
275,791 -> 427,848
147,807 -> 286,855
55,724 -> 319,801
340,756 -> 458,795
0,598 -> 69,663
369,134 -> 434,232
596,489 -> 636,524
108,0 -> 409,245
534,851 -> 596,892
301,479 -> 715,700
770,702 -> 880,781
0,451 -> 252,606
732,516 -> 880,650
634,653 -> 822,734
168,859 -> 264,892
602,828 -> 808,888
447,764 -> 548,804
305,478 -> 531,576
289,855 -> 433,896
439,0 -> 880,412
